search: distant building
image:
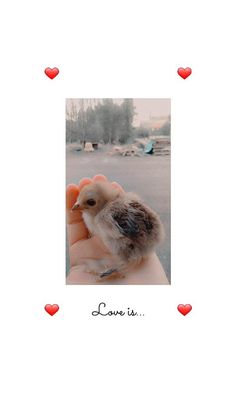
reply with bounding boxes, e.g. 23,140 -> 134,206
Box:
140,116 -> 168,131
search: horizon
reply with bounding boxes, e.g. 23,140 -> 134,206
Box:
66,98 -> 170,127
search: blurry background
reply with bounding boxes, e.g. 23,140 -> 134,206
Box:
66,98 -> 171,281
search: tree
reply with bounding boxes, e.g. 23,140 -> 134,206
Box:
156,115 -> 171,136
66,98 -> 136,145
66,100 -> 79,143
119,99 -> 135,143
97,99 -> 116,144
135,126 -> 150,138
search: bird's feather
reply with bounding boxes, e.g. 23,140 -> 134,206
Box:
112,208 -> 140,237
111,200 -> 155,238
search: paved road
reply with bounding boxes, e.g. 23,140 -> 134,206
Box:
66,150 -> 171,281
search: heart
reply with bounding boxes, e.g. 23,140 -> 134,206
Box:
177,304 -> 192,316
44,67 -> 59,79
45,304 -> 59,316
177,67 -> 192,79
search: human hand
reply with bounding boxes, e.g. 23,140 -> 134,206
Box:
66,174 -> 169,285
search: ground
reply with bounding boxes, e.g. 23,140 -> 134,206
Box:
66,148 -> 171,281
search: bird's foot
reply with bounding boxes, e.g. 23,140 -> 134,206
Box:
100,268 -> 118,278
83,259 -> 106,276
99,268 -> 126,280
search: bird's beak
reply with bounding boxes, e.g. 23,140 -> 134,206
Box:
71,202 -> 80,211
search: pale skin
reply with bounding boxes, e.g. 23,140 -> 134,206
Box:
66,174 -> 169,285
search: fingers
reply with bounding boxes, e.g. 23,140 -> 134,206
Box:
110,181 -> 124,192
67,220 -> 89,245
78,177 -> 92,191
93,175 -> 124,192
78,174 -> 122,191
66,184 -> 83,223
77,175 -> 108,193
66,175 -> 124,247
69,235 -> 111,267
92,174 -> 108,182
78,175 -> 123,193
66,184 -> 89,245
66,184 -> 79,210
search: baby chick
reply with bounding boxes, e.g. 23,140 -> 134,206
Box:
72,181 -> 164,278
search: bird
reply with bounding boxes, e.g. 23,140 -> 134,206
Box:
72,181 -> 164,279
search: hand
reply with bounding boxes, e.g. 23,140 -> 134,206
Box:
66,174 -> 169,284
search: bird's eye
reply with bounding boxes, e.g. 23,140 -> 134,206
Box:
86,199 -> 96,206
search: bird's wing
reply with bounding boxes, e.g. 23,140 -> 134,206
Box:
111,201 -> 147,238
96,196 -> 160,242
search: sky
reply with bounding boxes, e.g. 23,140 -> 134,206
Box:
131,98 -> 170,126
66,98 -> 171,126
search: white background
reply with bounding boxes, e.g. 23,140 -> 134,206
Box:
0,0 -> 236,418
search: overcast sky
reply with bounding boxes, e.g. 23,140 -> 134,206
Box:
67,98 -> 170,126
130,98 -> 170,125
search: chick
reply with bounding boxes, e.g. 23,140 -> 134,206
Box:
72,181 -> 164,278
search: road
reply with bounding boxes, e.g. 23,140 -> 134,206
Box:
66,149 -> 171,281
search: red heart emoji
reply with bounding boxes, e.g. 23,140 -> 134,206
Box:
177,304 -> 192,316
177,67 -> 192,79
45,304 -> 59,316
44,67 -> 59,79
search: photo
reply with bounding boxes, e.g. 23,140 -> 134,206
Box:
66,99 -> 171,285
